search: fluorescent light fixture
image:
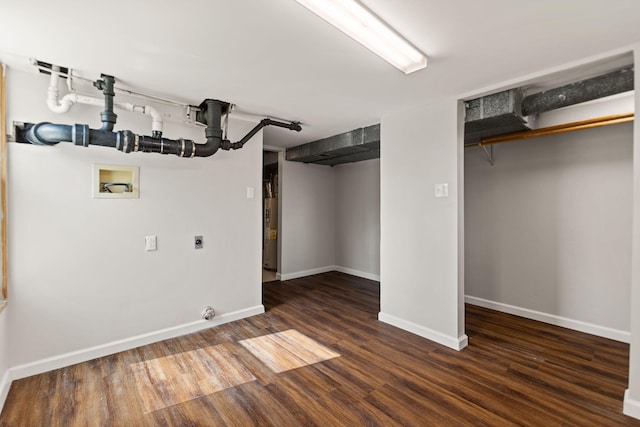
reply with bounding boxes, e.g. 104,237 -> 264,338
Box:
295,0 -> 427,74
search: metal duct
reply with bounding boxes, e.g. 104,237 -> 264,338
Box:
464,89 -> 530,145
17,75 -> 302,158
464,66 -> 635,146
286,124 -> 379,166
521,67 -> 634,116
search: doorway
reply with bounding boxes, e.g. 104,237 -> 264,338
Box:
262,150 -> 279,283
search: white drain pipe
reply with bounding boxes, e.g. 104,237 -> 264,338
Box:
118,103 -> 163,137
46,67 -> 77,113
46,68 -> 164,136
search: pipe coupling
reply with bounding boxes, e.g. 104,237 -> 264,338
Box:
116,130 -> 136,153
72,124 -> 90,147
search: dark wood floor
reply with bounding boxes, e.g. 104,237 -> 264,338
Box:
1,271 -> 638,426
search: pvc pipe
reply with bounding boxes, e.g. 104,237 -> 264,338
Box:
119,103 -> 163,136
47,70 -> 75,113
46,71 -> 163,136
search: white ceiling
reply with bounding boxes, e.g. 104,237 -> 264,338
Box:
0,0 -> 638,148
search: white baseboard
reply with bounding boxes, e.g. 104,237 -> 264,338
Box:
378,311 -> 468,351
8,305 -> 265,381
334,266 -> 380,282
465,296 -> 630,343
280,265 -> 380,282
280,266 -> 335,281
0,369 -> 11,415
624,389 -> 640,420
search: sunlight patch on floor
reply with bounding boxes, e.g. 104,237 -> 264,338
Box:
131,343 -> 256,413
239,329 -> 340,373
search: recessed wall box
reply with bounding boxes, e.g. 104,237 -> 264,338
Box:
92,164 -> 139,199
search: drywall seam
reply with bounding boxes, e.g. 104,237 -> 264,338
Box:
8,305 -> 265,381
465,296 -> 630,343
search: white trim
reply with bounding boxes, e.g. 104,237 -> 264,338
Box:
334,266 -> 380,282
9,305 -> 264,381
280,266 -> 335,281
624,389 -> 640,420
378,311 -> 468,351
280,266 -> 380,282
0,369 -> 11,415
465,296 -> 630,343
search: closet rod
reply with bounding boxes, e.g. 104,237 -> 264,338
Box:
473,112 -> 634,147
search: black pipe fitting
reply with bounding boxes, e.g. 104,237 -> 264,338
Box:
72,124 -> 90,147
25,122 -> 71,145
94,74 -> 117,132
20,83 -> 302,158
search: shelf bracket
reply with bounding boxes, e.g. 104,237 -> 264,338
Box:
481,144 -> 495,166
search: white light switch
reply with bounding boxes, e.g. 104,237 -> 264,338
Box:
435,183 -> 449,198
145,235 -> 157,251
246,186 -> 255,199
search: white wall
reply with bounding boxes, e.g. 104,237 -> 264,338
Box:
379,99 -> 467,350
334,159 -> 380,280
465,122 -> 632,339
0,306 -> 8,409
624,44 -> 640,419
279,159 -> 335,279
4,68 -> 263,371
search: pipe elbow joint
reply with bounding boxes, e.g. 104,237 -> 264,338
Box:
195,137 -> 221,157
25,122 -> 69,146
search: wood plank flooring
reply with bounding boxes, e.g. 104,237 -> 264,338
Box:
1,271 -> 638,426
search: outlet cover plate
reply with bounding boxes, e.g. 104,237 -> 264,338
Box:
435,183 -> 449,198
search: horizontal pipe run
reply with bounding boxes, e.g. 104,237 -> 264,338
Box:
465,113 -> 634,147
225,119 -> 301,150
20,115 -> 301,158
27,82 -> 302,158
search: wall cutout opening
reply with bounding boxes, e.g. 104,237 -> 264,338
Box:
92,164 -> 139,199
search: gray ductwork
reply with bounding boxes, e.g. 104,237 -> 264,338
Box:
464,66 -> 634,146
520,67 -> 634,116
17,74 -> 302,157
285,66 -> 634,165
286,124 -> 379,166
464,89 -> 530,145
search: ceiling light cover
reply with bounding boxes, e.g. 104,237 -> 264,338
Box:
295,0 -> 427,74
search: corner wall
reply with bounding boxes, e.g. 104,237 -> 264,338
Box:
279,160 -> 335,280
0,307 -> 8,411
334,159 -> 380,281
379,98 -> 467,350
4,68 -> 264,374
625,44 -> 640,419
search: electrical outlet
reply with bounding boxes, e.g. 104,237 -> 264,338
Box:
145,235 -> 157,251
195,235 -> 203,249
435,183 -> 449,198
